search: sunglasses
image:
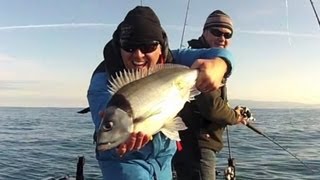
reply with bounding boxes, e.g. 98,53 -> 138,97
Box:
209,29 -> 232,39
120,40 -> 160,54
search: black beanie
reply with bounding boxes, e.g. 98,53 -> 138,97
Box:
119,6 -> 164,44
203,10 -> 233,33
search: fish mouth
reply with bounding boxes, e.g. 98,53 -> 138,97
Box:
97,141 -> 116,146
97,141 -> 116,151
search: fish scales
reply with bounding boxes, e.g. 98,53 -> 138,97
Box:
118,68 -> 194,117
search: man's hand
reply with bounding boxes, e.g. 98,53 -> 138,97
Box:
99,110 -> 150,156
234,106 -> 254,125
234,107 -> 248,125
116,132 -> 150,156
191,57 -> 227,92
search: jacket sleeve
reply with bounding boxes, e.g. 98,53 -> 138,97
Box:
87,72 -> 112,130
171,48 -> 233,75
195,89 -> 239,126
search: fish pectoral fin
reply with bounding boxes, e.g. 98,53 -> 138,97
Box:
160,116 -> 187,141
188,85 -> 201,102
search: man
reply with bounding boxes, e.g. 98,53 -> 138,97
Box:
87,6 -> 235,180
188,10 -> 233,49
173,10 -> 247,180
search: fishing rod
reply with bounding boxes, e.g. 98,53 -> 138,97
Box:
309,0 -> 320,28
241,108 -> 319,173
224,126 -> 236,180
246,123 -> 319,173
179,0 -> 191,48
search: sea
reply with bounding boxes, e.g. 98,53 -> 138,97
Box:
0,107 -> 319,180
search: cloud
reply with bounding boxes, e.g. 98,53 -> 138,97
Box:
1,23 -> 319,39
237,30 -> 320,38
0,23 -> 117,31
164,25 -> 320,39
0,53 -> 15,62
0,78 -> 88,107
0,57 -> 45,81
0,80 -> 38,90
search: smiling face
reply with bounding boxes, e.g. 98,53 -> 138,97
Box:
203,27 -> 232,48
120,41 -> 163,69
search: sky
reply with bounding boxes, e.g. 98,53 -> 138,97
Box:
1,0 -> 320,107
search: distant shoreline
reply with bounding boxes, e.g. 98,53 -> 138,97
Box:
0,99 -> 319,109
228,99 -> 320,109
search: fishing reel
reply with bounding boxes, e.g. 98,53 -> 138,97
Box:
224,158 -> 236,180
235,106 -> 255,122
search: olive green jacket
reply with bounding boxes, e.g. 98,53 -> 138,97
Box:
178,37 -> 239,152
179,88 -> 239,152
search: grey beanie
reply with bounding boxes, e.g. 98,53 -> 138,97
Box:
203,10 -> 233,33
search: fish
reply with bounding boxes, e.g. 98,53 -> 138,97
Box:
96,64 -> 200,151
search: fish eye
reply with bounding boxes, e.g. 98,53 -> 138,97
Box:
103,121 -> 114,131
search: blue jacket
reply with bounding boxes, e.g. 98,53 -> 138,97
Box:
87,48 -> 233,180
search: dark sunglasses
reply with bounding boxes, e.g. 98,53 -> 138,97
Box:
209,29 -> 232,39
120,40 -> 160,54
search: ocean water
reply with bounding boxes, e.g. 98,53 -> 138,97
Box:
0,107 -> 319,180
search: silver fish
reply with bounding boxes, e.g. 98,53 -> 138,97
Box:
96,64 -> 200,151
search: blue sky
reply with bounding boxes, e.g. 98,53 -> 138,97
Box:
1,0 -> 320,107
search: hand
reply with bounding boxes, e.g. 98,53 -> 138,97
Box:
234,108 -> 248,125
116,132 -> 150,156
98,111 -> 150,156
191,57 -> 227,92
234,106 -> 254,125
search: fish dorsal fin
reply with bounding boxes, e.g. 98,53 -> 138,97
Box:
108,68 -> 145,94
107,64 -> 189,94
